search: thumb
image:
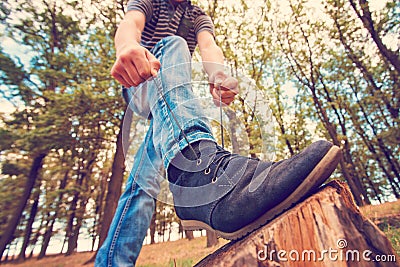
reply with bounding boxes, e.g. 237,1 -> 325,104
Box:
146,50 -> 161,77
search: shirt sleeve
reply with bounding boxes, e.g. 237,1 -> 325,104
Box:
127,0 -> 153,22
191,6 -> 215,37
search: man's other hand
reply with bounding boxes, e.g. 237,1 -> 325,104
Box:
209,70 -> 239,106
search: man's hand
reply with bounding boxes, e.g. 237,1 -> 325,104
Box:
111,43 -> 161,88
209,70 -> 239,106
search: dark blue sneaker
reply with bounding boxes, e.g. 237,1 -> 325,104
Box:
167,140 -> 341,240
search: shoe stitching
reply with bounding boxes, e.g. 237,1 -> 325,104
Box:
207,147 -> 240,183
216,157 -> 248,188
218,162 -> 247,188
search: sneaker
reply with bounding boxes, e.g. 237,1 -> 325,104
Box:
167,140 -> 341,240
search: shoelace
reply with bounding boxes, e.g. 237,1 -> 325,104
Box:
205,147 -> 239,183
153,74 -> 199,159
153,73 -> 239,185
153,73 -> 227,163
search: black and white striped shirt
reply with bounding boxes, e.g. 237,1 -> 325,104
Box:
127,0 -> 215,55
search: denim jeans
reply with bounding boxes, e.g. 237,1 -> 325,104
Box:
95,36 -> 215,266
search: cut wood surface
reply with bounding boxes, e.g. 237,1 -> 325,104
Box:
195,180 -> 399,267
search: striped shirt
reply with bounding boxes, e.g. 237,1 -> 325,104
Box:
127,0 -> 215,55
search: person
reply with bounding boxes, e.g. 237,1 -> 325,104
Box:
95,0 -> 341,266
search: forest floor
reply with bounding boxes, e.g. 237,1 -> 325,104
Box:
2,199 -> 399,267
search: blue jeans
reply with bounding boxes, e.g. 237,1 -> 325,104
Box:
95,36 -> 215,266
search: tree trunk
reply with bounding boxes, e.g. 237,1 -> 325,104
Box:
38,169 -> 69,259
185,230 -> 194,241
97,111 -> 130,245
65,194 -> 91,256
65,188 -> 81,256
195,180 -> 399,267
349,0 -> 400,76
38,217 -> 55,259
91,169 -> 108,251
85,111 -> 131,264
179,222 -> 184,239
0,153 -> 46,261
17,188 -> 40,261
66,216 -> 83,256
206,230 -> 219,248
66,152 -> 96,256
150,207 -> 157,244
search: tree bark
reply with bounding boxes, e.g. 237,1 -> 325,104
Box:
185,230 -> 194,241
85,111 -> 131,264
206,230 -> 219,248
38,216 -> 55,259
38,169 -> 69,259
17,187 -> 40,261
195,180 -> 399,267
96,111 -> 130,247
66,153 -> 96,256
0,153 -> 46,261
349,0 -> 400,76
149,206 -> 157,244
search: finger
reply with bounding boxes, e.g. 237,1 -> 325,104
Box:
220,87 -> 238,98
112,58 -> 145,87
210,87 -> 237,106
210,87 -> 227,107
210,86 -> 221,98
210,86 -> 234,99
124,57 -> 151,86
111,63 -> 135,87
122,64 -> 145,87
127,68 -> 146,87
214,86 -> 238,102
112,72 -> 131,88
210,70 -> 226,82
150,68 -> 158,77
146,51 -> 161,77
120,49 -> 153,83
220,76 -> 239,95
221,95 -> 235,105
125,55 -> 151,86
120,68 -> 144,87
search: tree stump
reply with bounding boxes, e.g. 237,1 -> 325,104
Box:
195,180 -> 399,267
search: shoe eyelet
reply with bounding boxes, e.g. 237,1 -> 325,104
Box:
196,158 -> 202,165
204,168 -> 210,175
211,177 -> 218,183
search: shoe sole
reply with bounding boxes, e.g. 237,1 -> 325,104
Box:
181,145 -> 342,240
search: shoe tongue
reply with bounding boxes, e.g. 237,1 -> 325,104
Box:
168,140 -> 217,183
181,140 -> 217,160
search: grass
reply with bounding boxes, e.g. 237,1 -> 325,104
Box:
139,258 -> 195,267
1,200 -> 399,267
135,236 -> 228,267
0,252 -> 95,267
360,199 -> 400,256
0,236 -> 228,267
360,199 -> 400,219
384,225 -> 400,255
